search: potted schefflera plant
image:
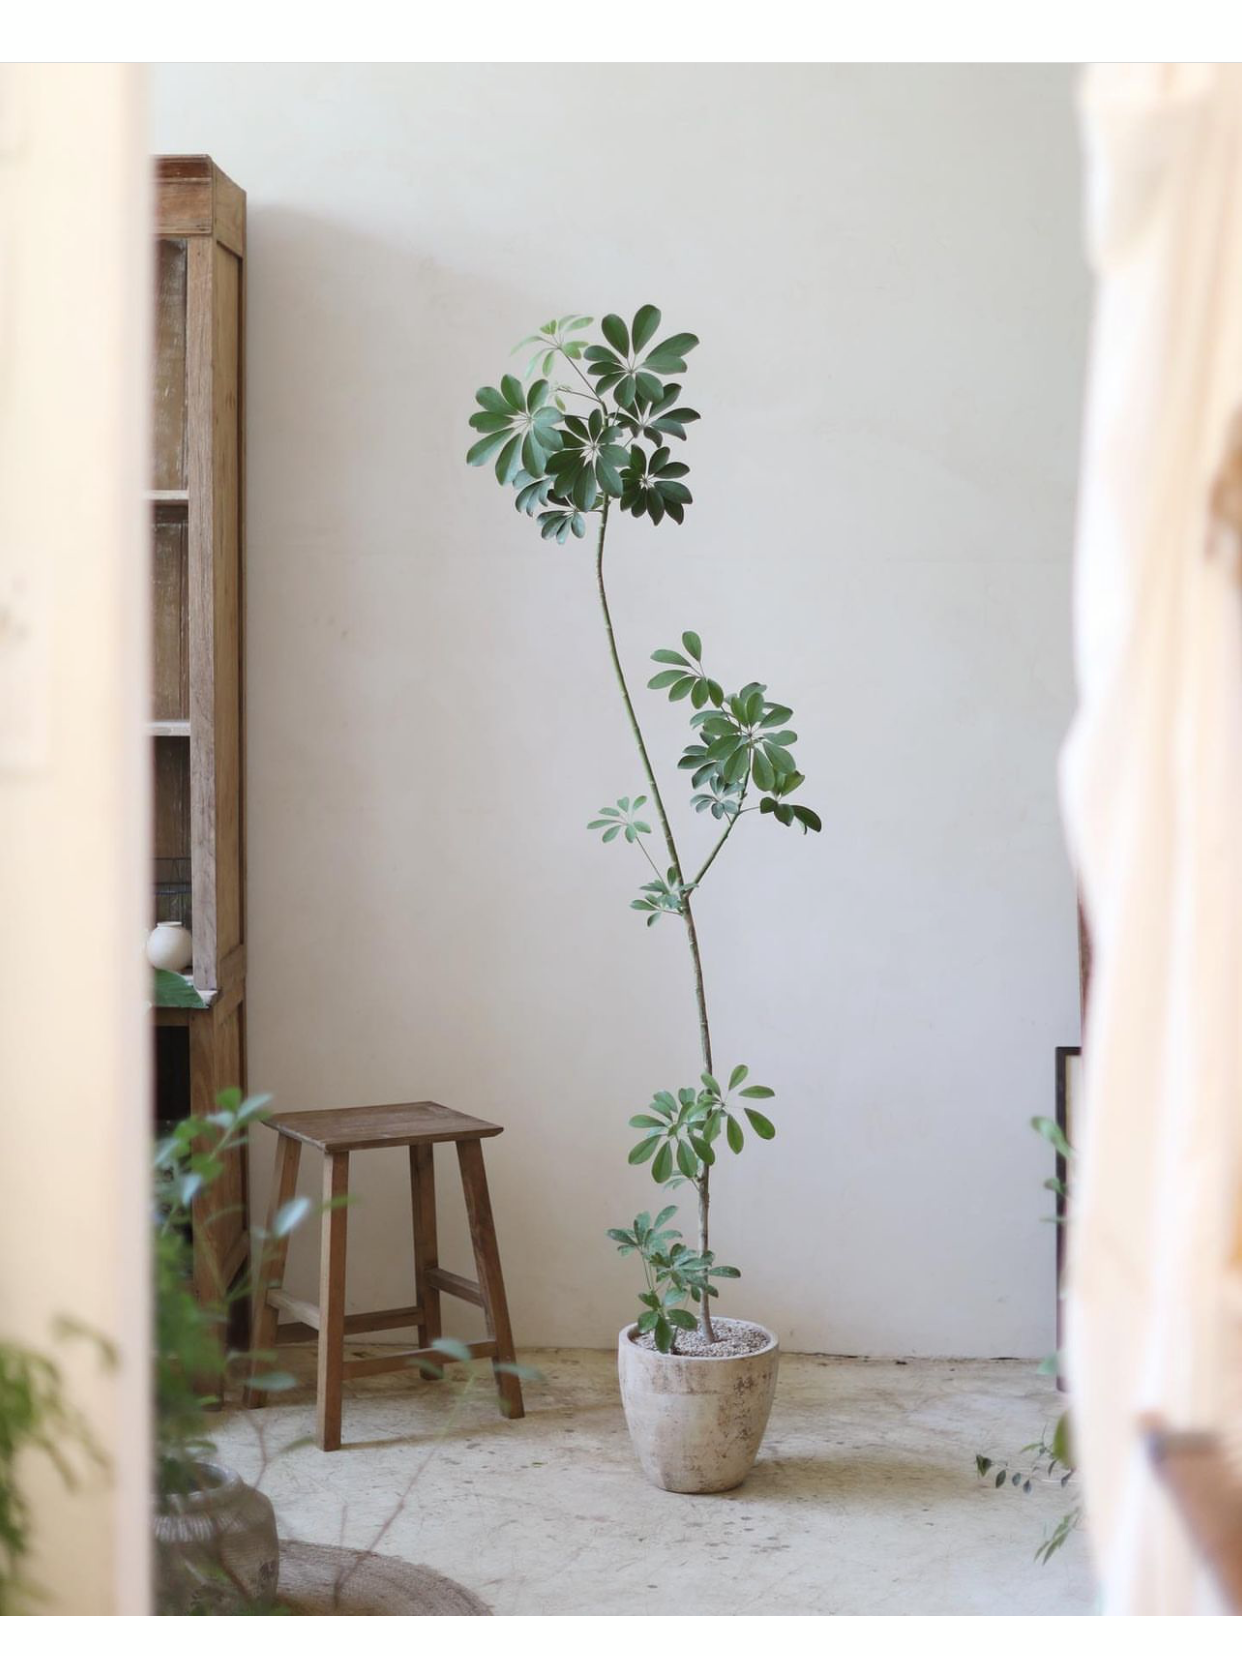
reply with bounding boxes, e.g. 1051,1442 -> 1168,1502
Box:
467,307 -> 820,1493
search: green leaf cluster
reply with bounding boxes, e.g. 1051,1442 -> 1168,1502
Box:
584,307 -> 699,410
467,377 -> 563,483
627,1066 -> 776,1185
647,635 -> 823,831
975,1412 -> 1079,1561
0,1337 -> 106,1611
154,1089 -> 314,1512
607,1208 -> 739,1354
691,771 -> 744,821
614,380 -> 700,448
511,314 -> 592,380
466,304 -> 699,536
619,445 -> 692,525
548,408 -> 630,510
630,866 -> 687,925
588,795 -> 653,846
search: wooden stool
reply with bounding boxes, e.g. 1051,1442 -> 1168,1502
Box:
244,1101 -> 523,1450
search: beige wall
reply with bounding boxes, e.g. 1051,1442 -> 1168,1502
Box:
0,65 -> 151,1611
151,64 -> 1089,1356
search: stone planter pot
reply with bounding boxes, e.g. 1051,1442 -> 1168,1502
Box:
154,1461 -> 279,1614
617,1319 -> 779,1493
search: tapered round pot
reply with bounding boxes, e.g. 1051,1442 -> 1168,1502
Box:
617,1320 -> 779,1493
154,1461 -> 279,1614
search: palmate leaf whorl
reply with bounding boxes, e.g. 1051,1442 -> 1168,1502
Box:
466,305 -> 700,538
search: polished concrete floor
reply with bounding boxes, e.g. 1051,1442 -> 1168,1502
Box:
215,1349 -> 1096,1616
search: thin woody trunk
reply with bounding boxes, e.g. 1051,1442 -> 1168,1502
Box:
594,499 -> 717,1340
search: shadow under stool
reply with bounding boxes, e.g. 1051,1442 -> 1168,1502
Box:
243,1100 -> 524,1450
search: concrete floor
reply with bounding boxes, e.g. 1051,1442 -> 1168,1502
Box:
215,1348 -> 1096,1616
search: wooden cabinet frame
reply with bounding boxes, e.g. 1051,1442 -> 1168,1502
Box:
151,156 -> 249,1306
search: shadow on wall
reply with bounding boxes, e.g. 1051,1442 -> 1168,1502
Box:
237,206 -> 635,1334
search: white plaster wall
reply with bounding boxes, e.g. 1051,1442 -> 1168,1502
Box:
151,64 -> 1089,1356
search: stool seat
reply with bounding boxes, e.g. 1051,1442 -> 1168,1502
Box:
245,1099 -> 522,1450
267,1100 -> 502,1152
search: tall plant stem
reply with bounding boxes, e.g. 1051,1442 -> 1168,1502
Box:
593,498 -> 717,1339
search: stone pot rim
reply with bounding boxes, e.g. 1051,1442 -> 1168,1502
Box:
619,1318 -> 779,1363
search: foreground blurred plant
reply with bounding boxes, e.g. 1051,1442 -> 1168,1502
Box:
154,1089 -> 302,1499
976,1114 -> 1081,1564
158,1091 -> 540,1612
0,1328 -> 109,1613
468,308 -> 820,1340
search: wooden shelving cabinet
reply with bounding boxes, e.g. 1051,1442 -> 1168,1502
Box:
150,156 -> 249,1308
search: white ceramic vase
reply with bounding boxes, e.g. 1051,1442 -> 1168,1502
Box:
617,1319 -> 780,1493
146,920 -> 192,972
154,1461 -> 279,1613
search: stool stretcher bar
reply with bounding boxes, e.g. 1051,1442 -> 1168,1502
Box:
344,1339 -> 499,1380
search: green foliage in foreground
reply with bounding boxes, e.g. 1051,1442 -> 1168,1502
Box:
0,1332 -> 108,1613
976,1117 -> 1081,1565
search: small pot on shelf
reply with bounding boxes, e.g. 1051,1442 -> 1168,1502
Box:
146,920 -> 192,973
617,1318 -> 779,1493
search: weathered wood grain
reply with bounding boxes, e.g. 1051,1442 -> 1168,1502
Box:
151,238 -> 187,490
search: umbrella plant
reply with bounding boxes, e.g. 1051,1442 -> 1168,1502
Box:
467,307 -> 820,1347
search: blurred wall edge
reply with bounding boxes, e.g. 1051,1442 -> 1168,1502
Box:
0,65 -> 151,1613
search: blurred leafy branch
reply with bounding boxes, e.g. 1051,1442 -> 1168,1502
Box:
975,1115 -> 1081,1564
0,1325 -> 112,1614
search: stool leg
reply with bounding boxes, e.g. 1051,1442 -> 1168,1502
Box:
316,1151 -> 350,1451
456,1139 -> 524,1420
245,1134 -> 302,1408
409,1144 -> 442,1378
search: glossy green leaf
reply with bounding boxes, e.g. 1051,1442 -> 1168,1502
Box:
466,430 -> 509,467
494,433 -> 523,485
751,748 -> 775,791
601,313 -> 630,357
643,332 -> 699,372
632,304 -> 661,352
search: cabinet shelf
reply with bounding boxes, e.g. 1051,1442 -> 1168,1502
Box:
145,488 -> 189,505
149,719 -> 190,737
